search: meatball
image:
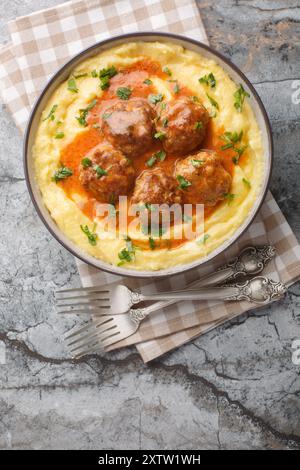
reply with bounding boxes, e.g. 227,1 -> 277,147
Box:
155,97 -> 209,155
79,142 -> 135,203
100,98 -> 155,158
175,150 -> 232,206
131,168 -> 182,206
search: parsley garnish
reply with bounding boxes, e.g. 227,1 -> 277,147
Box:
94,165 -> 108,178
52,167 -> 73,182
148,93 -> 164,104
67,77 -> 78,93
173,82 -> 180,94
99,66 -> 118,90
80,224 -> 98,246
161,102 -> 167,110
223,192 -> 236,204
162,117 -> 168,127
102,111 -> 112,120
199,73 -> 216,88
206,93 -> 219,110
42,104 -> 58,122
191,158 -> 204,167
220,130 -> 247,164
146,150 -> 166,167
118,236 -> 136,265
81,157 -> 92,168
163,66 -> 172,76
242,178 -> 251,188
91,70 -> 98,78
194,121 -> 203,130
143,78 -> 152,85
75,98 -> 98,126
74,72 -> 88,79
116,87 -> 132,100
177,175 -> 191,190
154,131 -> 166,140
234,84 -> 250,112
54,132 -> 64,139
149,237 -> 156,250
197,234 -> 210,244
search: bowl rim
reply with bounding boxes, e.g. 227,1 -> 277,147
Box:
23,31 -> 273,278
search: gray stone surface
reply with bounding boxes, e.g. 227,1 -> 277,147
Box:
0,0 -> 300,450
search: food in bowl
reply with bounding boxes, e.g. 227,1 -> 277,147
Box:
32,41 -> 265,271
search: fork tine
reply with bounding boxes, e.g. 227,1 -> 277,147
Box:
66,319 -> 114,348
57,305 -> 110,314
65,317 -> 112,345
56,286 -> 110,295
56,292 -> 110,302
64,317 -> 108,340
72,331 -> 121,358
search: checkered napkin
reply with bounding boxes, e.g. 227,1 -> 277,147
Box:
1,0 -> 300,362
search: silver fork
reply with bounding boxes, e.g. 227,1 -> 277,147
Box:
57,245 -> 276,316
66,276 -> 287,358
64,245 -> 278,357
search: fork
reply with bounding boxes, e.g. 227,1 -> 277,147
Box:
57,245 -> 276,316
65,276 -> 287,358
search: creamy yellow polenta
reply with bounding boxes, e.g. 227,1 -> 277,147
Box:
32,41 -> 265,271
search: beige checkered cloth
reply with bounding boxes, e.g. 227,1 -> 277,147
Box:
1,0 -> 300,362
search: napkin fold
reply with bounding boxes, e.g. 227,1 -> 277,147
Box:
1,0 -> 300,362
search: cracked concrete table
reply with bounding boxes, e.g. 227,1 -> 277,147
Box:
0,0 -> 299,450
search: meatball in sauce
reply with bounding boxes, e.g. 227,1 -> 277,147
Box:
131,168 -> 182,206
100,98 -> 155,158
79,142 -> 135,203
175,150 -> 232,206
155,96 -> 210,155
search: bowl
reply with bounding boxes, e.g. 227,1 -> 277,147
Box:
24,32 -> 273,278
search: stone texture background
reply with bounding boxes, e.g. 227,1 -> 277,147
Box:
0,0 -> 299,450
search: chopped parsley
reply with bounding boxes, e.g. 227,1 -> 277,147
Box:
94,165 -> 108,178
52,166 -> 73,183
148,93 -> 164,104
194,121 -> 203,130
197,234 -> 210,245
80,224 -> 98,246
99,66 -> 118,90
191,158 -> 204,167
149,237 -> 156,250
161,102 -> 167,110
223,192 -> 236,204
91,70 -> 98,78
220,130 -> 247,164
162,117 -> 168,127
163,66 -> 172,76
177,175 -> 191,190
75,98 -> 98,126
116,87 -> 132,100
154,131 -> 166,140
74,72 -> 88,79
143,78 -> 152,85
206,93 -> 219,110
42,104 -> 58,122
67,77 -> 78,93
118,236 -> 136,265
173,82 -> 180,94
199,73 -> 216,88
102,111 -> 112,120
146,150 -> 166,167
81,157 -> 92,168
54,131 -> 64,139
242,177 -> 251,188
146,155 -> 157,167
234,84 -> 250,112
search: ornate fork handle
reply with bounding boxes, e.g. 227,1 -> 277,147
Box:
129,245 -> 276,306
130,276 -> 286,324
